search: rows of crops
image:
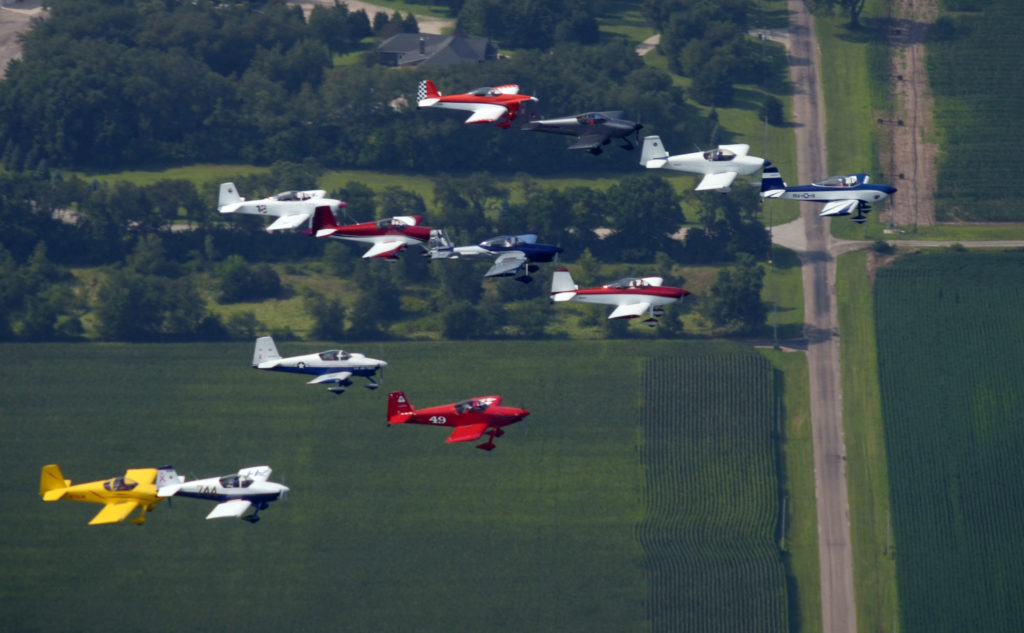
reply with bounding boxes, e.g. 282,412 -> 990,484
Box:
636,351 -> 788,632
875,251 -> 1024,632
927,0 -> 1024,220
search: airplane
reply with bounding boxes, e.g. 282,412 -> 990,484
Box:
310,207 -> 437,259
157,465 -> 288,523
639,135 -> 766,192
218,182 -> 346,232
39,464 -> 183,525
759,162 -> 897,223
386,391 -> 530,451
550,269 -> 690,327
416,79 -> 538,128
520,111 -> 644,155
253,336 -> 387,395
427,230 -> 563,283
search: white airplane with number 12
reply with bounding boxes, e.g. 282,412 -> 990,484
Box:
218,182 -> 346,232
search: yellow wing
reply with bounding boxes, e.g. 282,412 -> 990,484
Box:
124,468 -> 158,485
89,501 -> 140,525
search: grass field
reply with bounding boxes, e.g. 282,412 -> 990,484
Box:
1,339 -> 806,633
873,250 -> 1024,633
835,251 -> 899,633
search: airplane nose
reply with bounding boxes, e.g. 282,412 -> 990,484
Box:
885,185 -> 898,195
379,360 -> 388,367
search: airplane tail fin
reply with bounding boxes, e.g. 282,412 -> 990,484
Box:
417,80 -> 441,107
550,269 -> 579,301
39,464 -> 70,501
640,135 -> 669,168
218,182 -> 245,213
760,162 -> 787,198
253,336 -> 281,367
427,228 -> 455,259
155,465 -> 183,489
311,206 -> 340,238
387,391 -> 414,423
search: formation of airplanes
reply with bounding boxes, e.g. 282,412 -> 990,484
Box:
44,77 -> 899,523
387,391 -> 530,451
550,269 -> 690,327
521,111 -> 644,155
427,231 -> 562,282
253,336 -> 387,394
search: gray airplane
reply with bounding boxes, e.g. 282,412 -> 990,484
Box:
521,111 -> 642,155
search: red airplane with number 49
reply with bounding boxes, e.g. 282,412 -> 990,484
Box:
387,391 -> 530,451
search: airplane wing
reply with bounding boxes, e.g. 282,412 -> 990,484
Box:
89,501 -> 141,525
362,240 -> 408,259
464,104 -> 510,125
124,468 -> 158,485
206,499 -> 252,520
446,423 -> 491,444
819,199 -> 859,217
307,371 -> 353,385
265,212 -> 312,232
608,302 -> 652,320
568,133 -> 611,152
696,171 -> 739,191
484,251 -> 528,278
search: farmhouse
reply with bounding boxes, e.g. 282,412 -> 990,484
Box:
376,33 -> 497,67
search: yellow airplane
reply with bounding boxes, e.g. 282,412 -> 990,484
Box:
39,464 -> 182,525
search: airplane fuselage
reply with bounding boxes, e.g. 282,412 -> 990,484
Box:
770,183 -> 897,204
662,150 -> 765,176
172,480 -> 287,504
568,286 -> 687,307
257,352 -> 386,378
389,396 -> 529,430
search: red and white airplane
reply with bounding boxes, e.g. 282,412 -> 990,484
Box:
417,80 -> 538,128
311,207 -> 437,259
387,391 -> 530,451
550,269 -> 690,327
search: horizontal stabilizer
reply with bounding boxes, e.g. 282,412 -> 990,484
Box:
266,213 -> 312,232
446,423 -> 491,444
157,483 -> 184,498
568,133 -> 610,152
206,499 -> 252,520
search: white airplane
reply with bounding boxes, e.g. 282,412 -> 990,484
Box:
218,182 -> 346,232
639,135 -> 765,192
158,466 -> 288,523
550,269 -> 690,327
252,336 -> 387,395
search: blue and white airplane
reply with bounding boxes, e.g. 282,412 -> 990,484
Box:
427,231 -> 562,283
759,162 -> 897,223
158,466 -> 289,523
252,337 -> 387,395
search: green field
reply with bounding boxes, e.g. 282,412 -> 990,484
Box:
1,339 -> 802,633
873,250 -> 1024,632
637,352 -> 788,631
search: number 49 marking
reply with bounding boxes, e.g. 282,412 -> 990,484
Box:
429,415 -> 447,425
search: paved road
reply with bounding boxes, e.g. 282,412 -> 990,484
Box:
774,2 -> 858,632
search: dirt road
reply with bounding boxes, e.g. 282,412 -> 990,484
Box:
774,2 -> 858,632
0,0 -> 42,77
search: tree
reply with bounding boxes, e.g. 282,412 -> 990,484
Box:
703,253 -> 766,334
807,0 -> 867,27
304,290 -> 347,341
217,255 -> 283,303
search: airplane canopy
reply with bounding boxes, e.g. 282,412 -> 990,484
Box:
274,191 -> 299,201
703,148 -> 737,162
104,477 -> 138,492
454,399 -> 492,414
605,277 -> 651,289
219,474 -> 253,488
481,235 -> 520,248
813,175 -> 861,187
319,350 -> 351,361
576,112 -> 609,125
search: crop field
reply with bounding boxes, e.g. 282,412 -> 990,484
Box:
874,250 -> 1024,633
1,339 -> 795,633
637,352 -> 788,632
928,0 -> 1024,221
